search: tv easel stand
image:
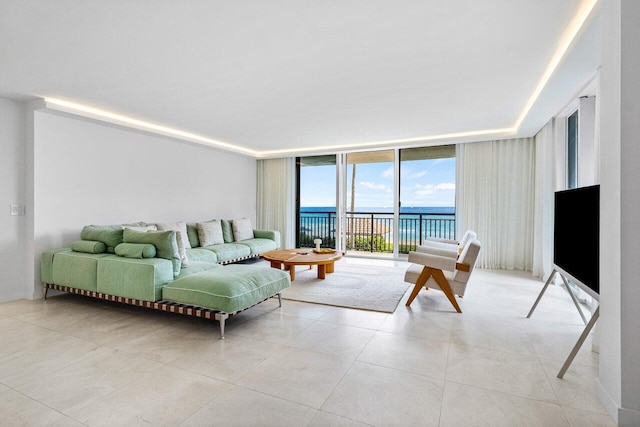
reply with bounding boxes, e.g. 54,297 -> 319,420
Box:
526,268 -> 599,379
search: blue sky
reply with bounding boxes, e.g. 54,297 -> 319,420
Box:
300,157 -> 455,208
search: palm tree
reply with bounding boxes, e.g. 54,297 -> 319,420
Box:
350,163 -> 356,214
348,163 -> 356,250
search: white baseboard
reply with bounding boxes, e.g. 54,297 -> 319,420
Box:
618,406 -> 640,427
595,378 -> 640,426
595,378 -> 619,424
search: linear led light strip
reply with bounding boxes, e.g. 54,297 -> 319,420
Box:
512,0 -> 600,130
44,0 -> 599,158
43,98 -> 259,157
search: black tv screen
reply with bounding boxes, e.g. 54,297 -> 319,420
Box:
553,185 -> 599,299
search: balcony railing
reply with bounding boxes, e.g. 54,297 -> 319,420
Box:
298,211 -> 455,254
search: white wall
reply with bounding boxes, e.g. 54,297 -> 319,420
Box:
597,0 -> 640,425
31,110 -> 257,296
0,98 -> 28,302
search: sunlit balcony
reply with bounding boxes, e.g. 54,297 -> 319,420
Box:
298,211 -> 456,254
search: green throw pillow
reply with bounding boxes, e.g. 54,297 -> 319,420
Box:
70,240 -> 107,254
123,229 -> 181,276
186,223 -> 200,248
115,242 -> 157,259
80,225 -> 125,253
221,219 -> 234,243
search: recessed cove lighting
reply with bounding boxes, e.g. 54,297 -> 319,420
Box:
43,98 -> 259,156
513,0 -> 599,130
257,127 -> 517,157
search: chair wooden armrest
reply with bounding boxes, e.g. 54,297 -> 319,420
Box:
455,262 -> 470,272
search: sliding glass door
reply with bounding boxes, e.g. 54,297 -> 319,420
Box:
398,146 -> 456,253
344,150 -> 395,257
296,155 -> 337,249
297,145 -> 456,258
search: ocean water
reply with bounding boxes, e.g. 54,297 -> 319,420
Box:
300,206 -> 455,214
299,206 -> 456,243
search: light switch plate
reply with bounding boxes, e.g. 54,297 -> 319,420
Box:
10,205 -> 25,216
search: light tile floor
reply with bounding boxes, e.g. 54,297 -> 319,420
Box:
0,258 -> 617,426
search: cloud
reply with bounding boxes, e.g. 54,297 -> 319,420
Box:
381,167 -> 394,178
408,170 -> 427,179
359,181 -> 391,192
414,182 -> 455,196
431,158 -> 452,166
399,166 -> 429,180
435,182 -> 455,190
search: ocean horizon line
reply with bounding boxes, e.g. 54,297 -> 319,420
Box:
301,206 -> 455,214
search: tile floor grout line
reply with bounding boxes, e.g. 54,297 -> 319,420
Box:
8,387 -> 90,426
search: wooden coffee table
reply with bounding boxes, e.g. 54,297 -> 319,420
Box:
261,249 -> 342,281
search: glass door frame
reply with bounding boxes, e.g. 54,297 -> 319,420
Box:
337,149 -> 402,259
335,153 -> 346,254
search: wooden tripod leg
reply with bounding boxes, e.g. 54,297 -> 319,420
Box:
406,267 -> 433,306
432,268 -> 462,313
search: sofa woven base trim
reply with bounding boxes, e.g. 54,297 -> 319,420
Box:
43,283 -> 281,339
219,254 -> 257,265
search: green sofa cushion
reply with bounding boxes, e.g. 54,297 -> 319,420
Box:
123,229 -> 181,276
185,248 -> 218,263
41,248 -> 73,284
115,243 -> 157,259
221,220 -> 234,243
97,256 -> 174,301
186,223 -> 200,248
52,251 -> 112,292
174,261 -> 221,280
239,238 -> 278,256
162,265 -> 290,313
253,229 -> 280,245
70,240 -> 107,254
203,243 -> 251,263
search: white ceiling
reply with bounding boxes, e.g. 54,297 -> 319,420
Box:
0,1 -> 601,157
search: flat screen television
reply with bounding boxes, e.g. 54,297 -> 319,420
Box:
553,184 -> 600,300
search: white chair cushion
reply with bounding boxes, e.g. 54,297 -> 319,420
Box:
453,238 -> 481,284
458,230 -> 478,249
408,251 -> 457,271
415,243 -> 459,258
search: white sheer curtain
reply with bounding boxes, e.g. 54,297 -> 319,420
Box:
456,138 -> 535,270
532,120 -> 558,280
256,157 -> 296,248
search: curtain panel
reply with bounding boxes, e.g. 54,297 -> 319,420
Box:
456,138 -> 535,270
256,157 -> 296,248
533,120 -> 557,280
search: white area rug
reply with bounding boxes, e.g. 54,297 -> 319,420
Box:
279,261 -> 410,313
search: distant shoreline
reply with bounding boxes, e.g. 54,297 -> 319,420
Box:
300,206 -> 455,214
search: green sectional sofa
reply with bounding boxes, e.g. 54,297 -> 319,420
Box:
41,219 -> 289,338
